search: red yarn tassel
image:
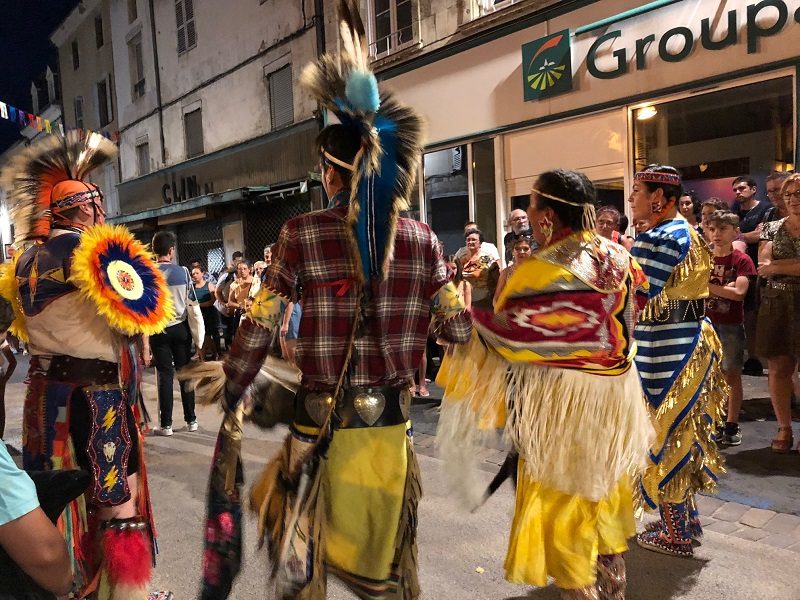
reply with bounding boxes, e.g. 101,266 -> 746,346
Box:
102,525 -> 152,597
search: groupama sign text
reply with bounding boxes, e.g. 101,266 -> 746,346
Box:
523,0 -> 800,100
587,0 -> 799,80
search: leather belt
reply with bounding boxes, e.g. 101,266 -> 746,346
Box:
42,355 -> 119,386
295,385 -> 412,429
639,299 -> 706,325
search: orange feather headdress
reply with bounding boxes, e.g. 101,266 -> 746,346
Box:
0,131 -> 117,243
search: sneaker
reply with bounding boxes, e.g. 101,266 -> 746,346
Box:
187,421 -> 198,432
722,425 -> 742,446
155,426 -> 173,437
711,424 -> 725,444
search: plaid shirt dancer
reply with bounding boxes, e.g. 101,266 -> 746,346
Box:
188,2 -> 471,598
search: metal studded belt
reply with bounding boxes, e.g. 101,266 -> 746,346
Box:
40,355 -> 119,386
295,385 -> 412,429
767,281 -> 800,292
639,299 -> 706,325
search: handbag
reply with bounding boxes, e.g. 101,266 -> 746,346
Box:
184,267 -> 206,350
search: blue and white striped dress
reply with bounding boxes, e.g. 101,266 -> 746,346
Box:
631,219 -> 699,404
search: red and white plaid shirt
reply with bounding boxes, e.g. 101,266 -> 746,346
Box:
224,205 -> 471,393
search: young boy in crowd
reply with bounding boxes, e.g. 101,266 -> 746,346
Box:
706,211 -> 757,445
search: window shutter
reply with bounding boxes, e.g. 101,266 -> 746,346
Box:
185,108 -> 204,158
186,19 -> 197,49
269,65 -> 294,130
74,97 -> 84,129
175,0 -> 186,55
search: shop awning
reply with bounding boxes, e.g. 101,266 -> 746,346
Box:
108,186 -> 267,225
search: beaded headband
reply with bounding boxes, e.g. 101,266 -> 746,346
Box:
322,150 -> 357,172
531,187 -> 597,231
634,171 -> 682,186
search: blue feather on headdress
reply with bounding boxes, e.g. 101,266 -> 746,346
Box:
354,115 -> 398,279
346,70 -> 380,114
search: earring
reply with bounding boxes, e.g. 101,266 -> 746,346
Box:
651,202 -> 664,214
539,217 -> 554,245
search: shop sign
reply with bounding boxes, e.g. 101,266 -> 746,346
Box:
522,0 -> 800,101
522,29 -> 573,100
161,174 -> 214,204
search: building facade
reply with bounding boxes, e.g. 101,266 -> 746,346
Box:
0,68 -> 63,262
51,0 -> 120,217
362,0 -> 800,256
105,0 -> 333,273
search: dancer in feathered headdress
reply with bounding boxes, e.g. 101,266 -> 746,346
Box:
0,131 -> 173,599
180,2 -> 471,599
300,0 -> 423,281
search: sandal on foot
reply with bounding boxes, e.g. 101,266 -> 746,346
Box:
771,426 -> 794,454
418,387 -> 430,397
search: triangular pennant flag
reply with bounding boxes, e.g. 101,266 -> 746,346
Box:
27,113 -> 35,127
45,119 -> 51,133
58,122 -> 64,136
0,102 -> 7,120
18,110 -> 26,127
36,117 -> 43,131
8,106 -> 16,121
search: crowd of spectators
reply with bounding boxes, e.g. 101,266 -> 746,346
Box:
602,171 -> 800,452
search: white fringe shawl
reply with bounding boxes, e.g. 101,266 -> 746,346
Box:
437,341 -> 654,506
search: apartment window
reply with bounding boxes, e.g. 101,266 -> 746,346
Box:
97,77 -> 112,127
371,0 -> 414,57
136,141 -> 150,176
74,96 -> 84,129
95,15 -> 104,48
475,0 -> 522,18
175,0 -> 197,56
71,40 -> 79,70
184,108 -> 204,158
129,34 -> 145,99
128,0 -> 138,23
268,65 -> 294,130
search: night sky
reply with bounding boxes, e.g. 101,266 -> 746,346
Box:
0,0 -> 79,153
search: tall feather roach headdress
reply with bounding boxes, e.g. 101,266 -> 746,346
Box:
301,0 -> 424,281
1,131 -> 118,243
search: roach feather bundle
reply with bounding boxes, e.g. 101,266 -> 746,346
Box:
0,131 -> 117,244
300,0 -> 425,280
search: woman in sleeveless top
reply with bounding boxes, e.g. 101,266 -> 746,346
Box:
191,266 -> 220,359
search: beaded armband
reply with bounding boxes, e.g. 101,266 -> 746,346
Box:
432,281 -> 466,322
247,286 -> 285,330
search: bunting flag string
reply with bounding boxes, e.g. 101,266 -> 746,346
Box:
0,97 -> 118,142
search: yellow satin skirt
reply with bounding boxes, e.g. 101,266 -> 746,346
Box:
505,461 -> 635,590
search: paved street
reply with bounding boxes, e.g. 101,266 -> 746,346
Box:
3,356 -> 800,599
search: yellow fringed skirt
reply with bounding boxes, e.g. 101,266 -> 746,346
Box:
505,464 -> 635,590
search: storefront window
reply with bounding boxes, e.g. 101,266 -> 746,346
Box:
424,145 -> 468,255
633,77 -> 794,202
472,138 -> 497,248
595,179 -> 625,215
